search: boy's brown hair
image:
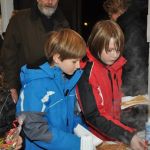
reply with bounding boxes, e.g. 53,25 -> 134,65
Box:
87,20 -> 124,59
45,28 -> 86,64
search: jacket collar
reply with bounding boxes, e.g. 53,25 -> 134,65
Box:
87,48 -> 126,71
40,62 -> 83,92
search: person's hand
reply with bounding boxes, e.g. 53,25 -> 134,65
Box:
130,134 -> 147,150
10,88 -> 18,103
14,136 -> 23,150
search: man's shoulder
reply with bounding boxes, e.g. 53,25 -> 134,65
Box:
11,8 -> 33,23
14,8 -> 31,17
10,8 -> 35,25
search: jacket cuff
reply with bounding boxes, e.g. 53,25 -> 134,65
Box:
120,131 -> 136,145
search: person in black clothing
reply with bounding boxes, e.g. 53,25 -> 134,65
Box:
103,0 -> 148,96
117,0 -> 149,96
103,0 -> 149,132
1,0 -> 69,102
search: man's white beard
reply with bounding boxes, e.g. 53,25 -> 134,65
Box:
38,5 -> 57,17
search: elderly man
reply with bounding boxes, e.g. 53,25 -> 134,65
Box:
1,0 -> 69,102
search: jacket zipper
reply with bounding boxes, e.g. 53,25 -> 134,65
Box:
108,70 -> 114,116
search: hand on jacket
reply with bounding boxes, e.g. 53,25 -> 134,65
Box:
10,88 -> 18,103
130,134 -> 147,150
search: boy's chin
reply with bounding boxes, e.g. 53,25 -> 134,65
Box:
106,61 -> 115,65
64,71 -> 75,77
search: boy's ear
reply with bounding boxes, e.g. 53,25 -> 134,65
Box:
53,53 -> 61,64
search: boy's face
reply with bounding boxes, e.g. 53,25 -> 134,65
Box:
57,58 -> 81,75
37,0 -> 59,17
100,38 -> 120,65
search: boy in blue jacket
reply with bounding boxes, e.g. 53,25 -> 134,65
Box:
16,29 -> 95,150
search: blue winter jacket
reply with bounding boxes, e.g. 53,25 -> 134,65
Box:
16,62 -> 83,150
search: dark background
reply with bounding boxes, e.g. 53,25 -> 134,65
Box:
81,0 -> 107,40
13,0 -> 107,41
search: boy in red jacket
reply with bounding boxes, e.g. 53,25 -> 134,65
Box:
77,20 -> 146,150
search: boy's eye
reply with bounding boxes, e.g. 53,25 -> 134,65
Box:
107,49 -> 120,53
107,49 -> 114,53
107,49 -> 112,52
115,49 -> 121,53
72,61 -> 77,64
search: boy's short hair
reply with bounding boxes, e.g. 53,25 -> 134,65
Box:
45,28 -> 86,64
87,20 -> 124,59
103,0 -> 131,16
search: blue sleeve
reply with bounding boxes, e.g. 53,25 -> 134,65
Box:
17,80 -> 81,150
35,127 -> 80,150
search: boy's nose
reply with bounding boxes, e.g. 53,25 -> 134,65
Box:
111,51 -> 119,58
76,61 -> 80,69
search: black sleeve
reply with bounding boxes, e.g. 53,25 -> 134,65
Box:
18,112 -> 51,142
1,17 -> 21,89
77,62 -> 135,145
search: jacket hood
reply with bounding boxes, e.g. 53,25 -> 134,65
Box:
20,62 -> 61,86
86,48 -> 126,71
20,62 -> 83,91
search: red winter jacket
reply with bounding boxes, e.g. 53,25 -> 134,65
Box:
77,49 -> 135,144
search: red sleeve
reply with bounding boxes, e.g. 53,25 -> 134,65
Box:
76,61 -> 135,145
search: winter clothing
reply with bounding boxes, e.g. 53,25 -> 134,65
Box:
16,62 -> 83,150
77,49 -> 135,145
117,0 -> 149,96
1,3 -> 69,90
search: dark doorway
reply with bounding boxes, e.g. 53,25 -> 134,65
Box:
81,0 -> 106,41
